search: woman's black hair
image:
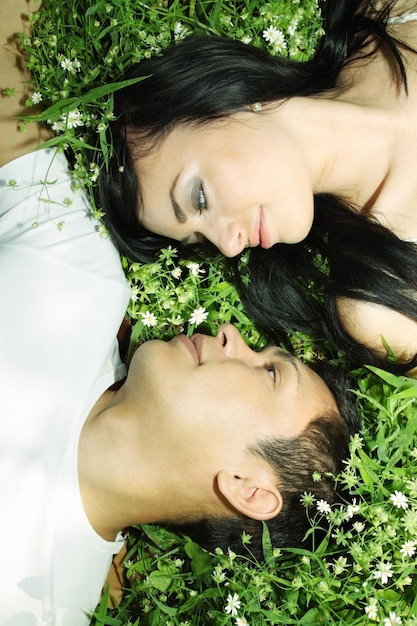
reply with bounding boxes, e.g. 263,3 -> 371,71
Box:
232,196 -> 417,374
96,0 -> 417,372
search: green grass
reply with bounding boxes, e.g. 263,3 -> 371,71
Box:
15,1 -> 417,623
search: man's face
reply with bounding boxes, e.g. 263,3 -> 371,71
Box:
125,324 -> 338,470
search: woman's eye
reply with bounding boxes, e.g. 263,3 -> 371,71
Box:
192,181 -> 208,216
265,364 -> 276,382
197,184 -> 207,215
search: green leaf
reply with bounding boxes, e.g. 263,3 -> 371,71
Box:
140,524 -> 181,550
20,77 -> 147,122
148,570 -> 173,592
261,521 -> 274,563
184,540 -> 213,576
152,596 -> 178,616
366,366 -> 408,388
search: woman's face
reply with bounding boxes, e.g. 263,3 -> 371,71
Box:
137,110 -> 315,257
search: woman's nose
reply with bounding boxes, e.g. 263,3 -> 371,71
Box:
215,220 -> 246,258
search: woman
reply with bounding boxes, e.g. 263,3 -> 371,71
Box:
97,0 -> 417,374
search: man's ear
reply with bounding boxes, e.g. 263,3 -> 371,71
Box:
217,468 -> 283,521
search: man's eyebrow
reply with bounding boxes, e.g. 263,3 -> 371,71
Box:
170,173 -> 187,225
272,348 -> 302,386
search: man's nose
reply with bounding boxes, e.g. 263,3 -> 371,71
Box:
216,324 -> 255,359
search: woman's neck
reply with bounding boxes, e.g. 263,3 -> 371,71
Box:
317,101 -> 399,209
279,96 -> 399,209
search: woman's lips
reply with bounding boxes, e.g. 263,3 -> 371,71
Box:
259,208 -> 272,249
250,208 -> 273,249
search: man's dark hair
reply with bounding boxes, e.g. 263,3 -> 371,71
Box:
166,361 -> 360,558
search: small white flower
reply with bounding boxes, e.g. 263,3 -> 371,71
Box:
350,433 -> 364,451
400,540 -> 416,558
263,26 -> 287,52
174,21 -> 184,35
225,593 -> 241,616
373,561 -> 393,585
60,57 -> 73,71
62,109 -> 84,130
353,521 -> 365,532
263,25 -> 280,44
173,21 -> 189,41
332,556 -> 348,575
89,163 -> 100,182
171,267 -> 182,279
390,491 -> 408,509
383,611 -> 402,626
188,307 -> 208,326
235,618 -> 248,626
288,18 -> 299,36
186,261 -> 205,276
228,548 -> 236,561
345,499 -> 360,519
316,499 -> 331,515
212,568 -> 226,584
365,598 -> 378,621
141,311 -> 158,327
31,92 -> 42,104
51,120 -> 65,132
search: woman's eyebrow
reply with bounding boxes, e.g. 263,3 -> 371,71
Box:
170,172 -> 187,224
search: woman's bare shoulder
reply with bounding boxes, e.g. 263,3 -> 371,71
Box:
0,0 -> 51,167
336,295 -> 417,369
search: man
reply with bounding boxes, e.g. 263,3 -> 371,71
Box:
0,3 -> 358,624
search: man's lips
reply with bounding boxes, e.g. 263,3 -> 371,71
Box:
177,335 -> 199,364
190,334 -> 204,363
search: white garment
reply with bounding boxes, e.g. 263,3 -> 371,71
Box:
0,149 -> 131,625
388,12 -> 417,25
